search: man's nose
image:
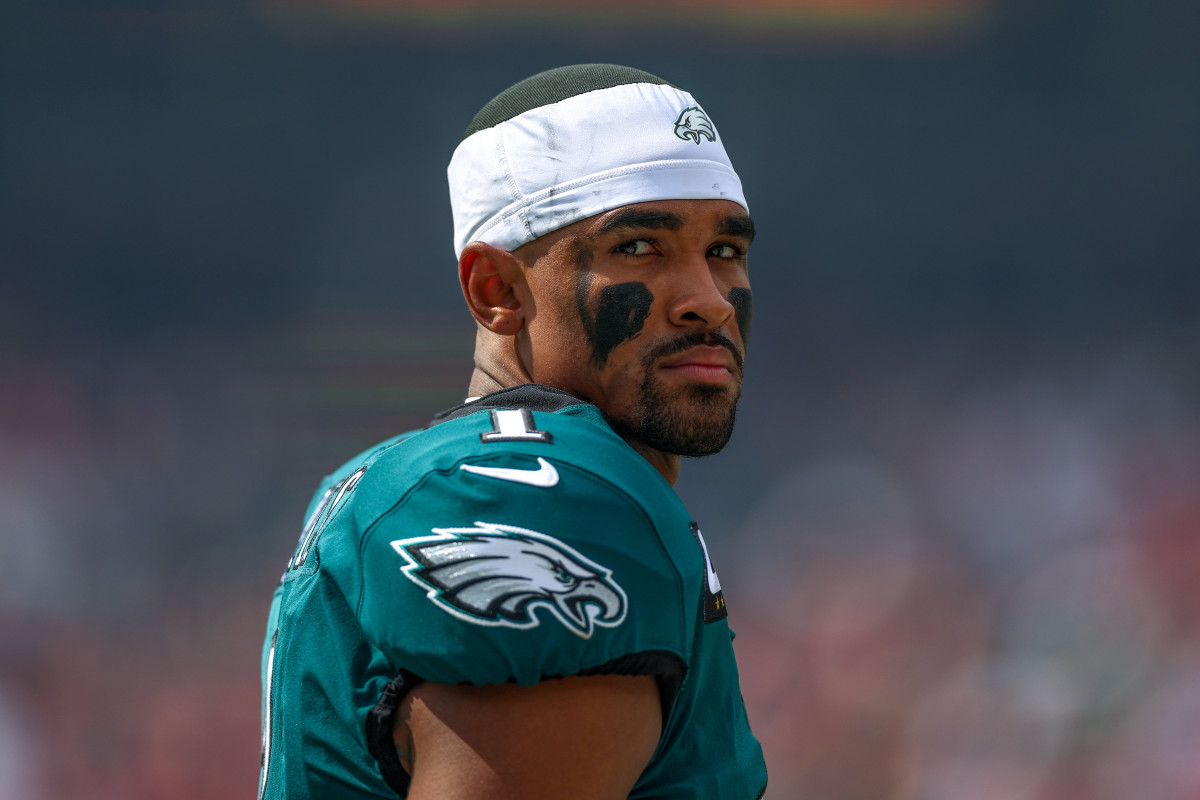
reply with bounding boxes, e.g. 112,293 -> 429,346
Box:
667,255 -> 735,329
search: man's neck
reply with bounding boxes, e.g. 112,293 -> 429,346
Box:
624,439 -> 681,486
466,367 -> 510,400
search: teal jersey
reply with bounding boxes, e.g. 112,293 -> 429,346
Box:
259,385 -> 766,799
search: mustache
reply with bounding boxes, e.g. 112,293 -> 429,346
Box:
644,330 -> 745,376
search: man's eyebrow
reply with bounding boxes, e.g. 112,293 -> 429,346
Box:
718,215 -> 756,242
593,209 -> 685,236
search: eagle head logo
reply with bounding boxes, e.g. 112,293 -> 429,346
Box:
391,522 -> 627,639
673,106 -> 716,145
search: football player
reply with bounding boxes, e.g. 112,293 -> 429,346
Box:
260,63 -> 766,799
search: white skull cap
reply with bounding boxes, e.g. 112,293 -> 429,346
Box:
447,64 -> 748,259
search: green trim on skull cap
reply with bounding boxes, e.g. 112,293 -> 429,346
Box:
462,64 -> 676,141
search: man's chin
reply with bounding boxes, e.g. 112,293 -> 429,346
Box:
632,382 -> 740,458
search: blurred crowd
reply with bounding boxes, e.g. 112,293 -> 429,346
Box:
728,340 -> 1200,799
1,318 -> 1196,800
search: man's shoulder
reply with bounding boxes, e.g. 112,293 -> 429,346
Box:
292,384 -> 705,689
308,385 -> 594,480
299,384 -> 691,577
355,384 -> 665,503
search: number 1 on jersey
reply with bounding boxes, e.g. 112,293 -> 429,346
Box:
479,409 -> 553,444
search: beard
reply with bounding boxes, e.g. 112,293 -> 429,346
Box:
634,378 -> 740,457
614,331 -> 744,458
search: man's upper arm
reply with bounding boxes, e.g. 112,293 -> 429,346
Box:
398,674 -> 662,800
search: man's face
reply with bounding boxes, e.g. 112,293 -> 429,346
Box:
514,199 -> 754,457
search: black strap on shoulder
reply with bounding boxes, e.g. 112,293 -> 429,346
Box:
366,668 -> 424,797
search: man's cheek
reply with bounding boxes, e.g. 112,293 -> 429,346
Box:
728,287 -> 753,347
585,282 -> 654,368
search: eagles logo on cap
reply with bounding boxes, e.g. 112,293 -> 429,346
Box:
674,106 -> 717,145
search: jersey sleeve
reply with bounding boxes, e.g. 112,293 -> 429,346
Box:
355,447 -> 692,689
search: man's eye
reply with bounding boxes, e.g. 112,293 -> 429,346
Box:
709,243 -> 741,258
615,239 -> 655,256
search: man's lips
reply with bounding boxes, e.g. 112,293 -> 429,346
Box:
658,346 -> 739,384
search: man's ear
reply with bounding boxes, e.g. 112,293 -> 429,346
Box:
459,242 -> 525,336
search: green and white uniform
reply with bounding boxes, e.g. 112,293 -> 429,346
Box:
260,385 -> 767,799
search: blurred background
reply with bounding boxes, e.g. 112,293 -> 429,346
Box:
1,0 -> 1197,797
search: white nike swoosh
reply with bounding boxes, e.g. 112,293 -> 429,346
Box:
459,457 -> 560,488
695,527 -> 723,595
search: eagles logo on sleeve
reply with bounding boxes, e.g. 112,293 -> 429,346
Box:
391,522 -> 628,639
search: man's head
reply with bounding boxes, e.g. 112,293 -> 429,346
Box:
449,65 -> 753,469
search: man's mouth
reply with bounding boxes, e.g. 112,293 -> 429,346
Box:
658,346 -> 738,385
